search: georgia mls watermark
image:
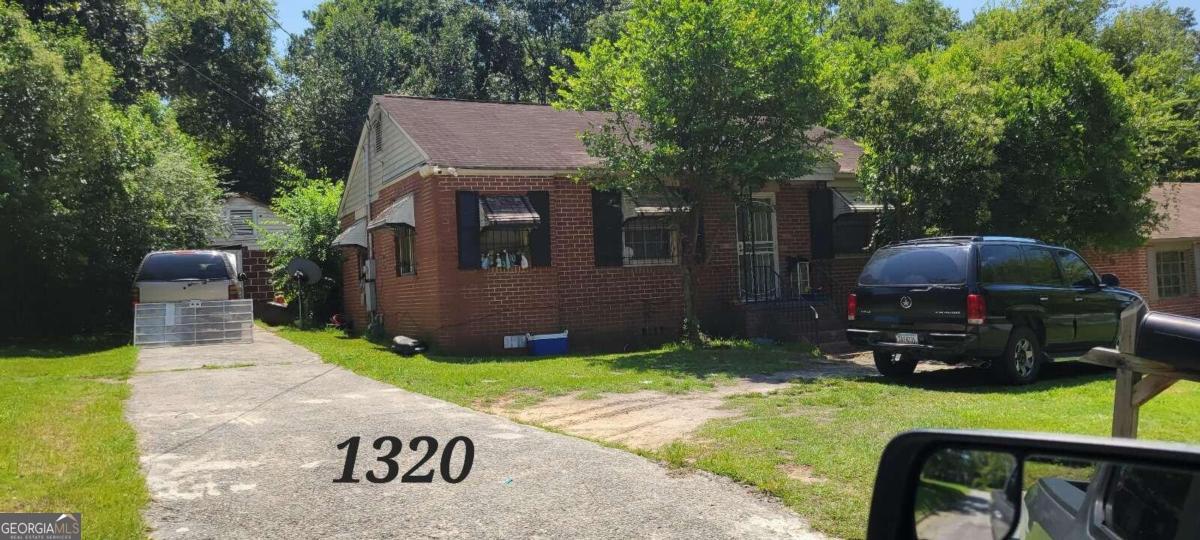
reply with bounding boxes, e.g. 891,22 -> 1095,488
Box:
0,513 -> 80,540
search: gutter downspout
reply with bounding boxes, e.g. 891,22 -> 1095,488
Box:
364,106 -> 379,326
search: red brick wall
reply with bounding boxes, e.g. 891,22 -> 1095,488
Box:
340,247 -> 368,332
1083,246 -> 1200,318
338,174 -> 859,353
237,248 -> 273,303
428,176 -> 684,353
1084,247 -> 1150,296
370,174 -> 444,343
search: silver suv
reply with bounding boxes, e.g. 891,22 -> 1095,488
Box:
133,250 -> 245,304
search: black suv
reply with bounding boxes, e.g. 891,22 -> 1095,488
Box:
845,236 -> 1140,384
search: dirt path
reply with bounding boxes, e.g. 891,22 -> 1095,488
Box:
498,352 -> 954,450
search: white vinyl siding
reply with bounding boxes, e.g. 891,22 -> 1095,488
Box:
340,101 -> 428,219
371,108 -> 425,193
208,195 -> 288,250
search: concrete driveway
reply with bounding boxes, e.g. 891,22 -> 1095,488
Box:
127,329 -> 826,539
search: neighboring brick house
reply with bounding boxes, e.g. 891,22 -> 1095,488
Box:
209,193 -> 288,304
1087,183 -> 1200,318
332,96 -> 877,354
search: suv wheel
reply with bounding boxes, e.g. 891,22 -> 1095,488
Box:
873,350 -> 918,378
993,327 -> 1043,385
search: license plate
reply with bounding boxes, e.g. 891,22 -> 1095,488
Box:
896,333 -> 920,345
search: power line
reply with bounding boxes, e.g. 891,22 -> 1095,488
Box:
162,50 -> 270,118
256,1 -> 296,43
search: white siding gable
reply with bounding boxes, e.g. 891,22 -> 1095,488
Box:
338,98 -> 429,220
209,195 -> 289,250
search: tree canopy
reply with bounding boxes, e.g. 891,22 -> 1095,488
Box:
277,0 -> 620,180
846,0 -> 1195,249
555,0 -> 838,340
0,4 -> 221,337
148,0 -> 279,199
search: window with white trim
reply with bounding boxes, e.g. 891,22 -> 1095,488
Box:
1155,248 -> 1196,298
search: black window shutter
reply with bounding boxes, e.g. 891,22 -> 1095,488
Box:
456,191 -> 481,269
809,188 -> 834,259
591,189 -> 624,266
527,191 -> 551,267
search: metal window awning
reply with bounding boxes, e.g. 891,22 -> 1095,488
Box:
332,218 -> 368,248
832,188 -> 882,219
480,195 -> 540,228
368,194 -> 415,230
621,190 -> 692,221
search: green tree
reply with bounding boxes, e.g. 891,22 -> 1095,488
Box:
148,0 -> 278,199
829,0 -> 960,56
965,0 -> 1111,42
555,0 -> 838,343
854,35 -> 1158,249
278,0 -> 620,180
824,0 -> 959,129
0,4 -> 221,337
1099,4 -> 1200,183
19,0 -> 153,104
852,55 -> 1002,241
258,179 -> 344,327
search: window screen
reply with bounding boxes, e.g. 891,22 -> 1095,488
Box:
979,245 -> 1025,284
1022,247 -> 1063,287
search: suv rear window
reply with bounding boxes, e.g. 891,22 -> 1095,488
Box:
137,253 -> 231,281
858,245 -> 970,286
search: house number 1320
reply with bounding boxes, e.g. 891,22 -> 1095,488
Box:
333,436 -> 474,484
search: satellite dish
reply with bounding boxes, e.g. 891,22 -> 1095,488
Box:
284,258 -> 322,285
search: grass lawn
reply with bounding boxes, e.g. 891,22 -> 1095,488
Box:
0,342 -> 148,539
655,364 -> 1200,539
275,327 -> 811,407
276,329 -> 1200,539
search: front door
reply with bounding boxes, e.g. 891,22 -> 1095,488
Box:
737,194 -> 778,301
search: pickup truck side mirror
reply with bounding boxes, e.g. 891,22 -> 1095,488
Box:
866,430 -> 1200,540
1099,273 -> 1119,287
237,272 -> 247,281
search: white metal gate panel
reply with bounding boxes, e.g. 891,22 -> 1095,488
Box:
134,299 -> 254,347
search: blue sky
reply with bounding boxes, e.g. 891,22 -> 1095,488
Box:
270,0 -> 1200,54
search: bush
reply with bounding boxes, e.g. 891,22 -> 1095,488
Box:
258,179 -> 343,328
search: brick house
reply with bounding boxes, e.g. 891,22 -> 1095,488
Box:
332,96 -> 876,354
1087,183 -> 1200,318
208,193 -> 288,305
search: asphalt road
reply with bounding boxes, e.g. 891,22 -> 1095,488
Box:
127,329 -> 825,539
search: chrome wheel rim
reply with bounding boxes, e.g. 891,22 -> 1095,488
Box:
1013,338 -> 1036,377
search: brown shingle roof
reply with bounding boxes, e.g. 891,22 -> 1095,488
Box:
375,95 -> 863,173
1151,183 -> 1200,240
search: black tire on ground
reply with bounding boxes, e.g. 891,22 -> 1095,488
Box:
992,326 -> 1043,385
873,350 -> 918,378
